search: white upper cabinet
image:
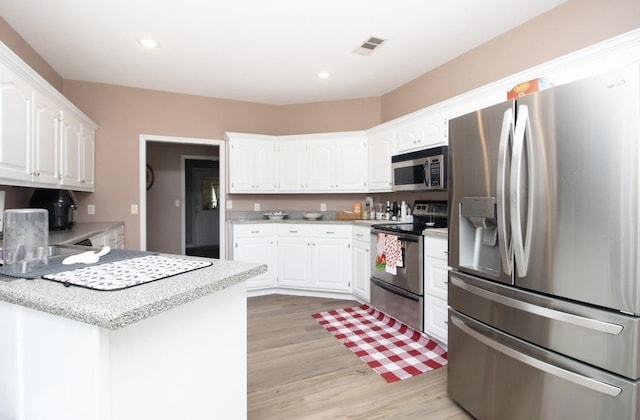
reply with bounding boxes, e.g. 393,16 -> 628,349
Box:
0,64 -> 32,183
0,43 -> 97,191
33,90 -> 62,185
334,135 -> 367,191
306,133 -> 367,192
228,131 -> 367,194
227,133 -> 278,193
395,110 -> 447,154
366,125 -> 394,192
278,141 -> 306,191
60,110 -> 82,187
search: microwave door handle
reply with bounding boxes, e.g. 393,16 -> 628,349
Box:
497,109 -> 513,276
423,158 -> 430,188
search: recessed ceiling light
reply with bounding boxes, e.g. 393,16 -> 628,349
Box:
138,38 -> 159,49
317,71 -> 331,80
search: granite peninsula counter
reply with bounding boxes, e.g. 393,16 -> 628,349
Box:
0,255 -> 266,420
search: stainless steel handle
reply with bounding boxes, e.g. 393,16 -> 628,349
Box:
450,314 -> 622,397
497,108 -> 513,276
511,105 -> 534,277
450,276 -> 623,335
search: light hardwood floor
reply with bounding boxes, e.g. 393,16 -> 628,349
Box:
247,294 -> 473,420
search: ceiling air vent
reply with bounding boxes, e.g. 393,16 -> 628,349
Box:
353,37 -> 386,56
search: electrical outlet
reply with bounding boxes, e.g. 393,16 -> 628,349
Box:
227,200 -> 233,209
175,200 -> 180,207
320,203 -> 327,212
131,204 -> 139,215
87,204 -> 95,215
254,203 -> 260,211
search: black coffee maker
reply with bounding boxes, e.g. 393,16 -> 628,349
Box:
29,189 -> 77,230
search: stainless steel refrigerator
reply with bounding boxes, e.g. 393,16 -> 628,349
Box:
447,64 -> 640,419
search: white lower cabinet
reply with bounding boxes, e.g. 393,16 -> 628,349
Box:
424,236 -> 449,345
233,223 -> 353,294
352,225 -> 371,302
277,226 -> 312,288
233,224 -> 278,290
310,226 -> 351,292
89,223 -> 125,249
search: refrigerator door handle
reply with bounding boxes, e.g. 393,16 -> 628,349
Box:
450,314 -> 623,397
450,276 -> 624,335
511,104 -> 535,277
497,109 -> 513,275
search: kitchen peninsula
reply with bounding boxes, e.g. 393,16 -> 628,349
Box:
0,255 -> 266,420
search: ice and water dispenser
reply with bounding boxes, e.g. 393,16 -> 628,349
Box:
458,197 -> 503,279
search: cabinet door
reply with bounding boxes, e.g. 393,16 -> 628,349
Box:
396,112 -> 447,153
335,137 -> 366,191
253,141 -> 277,191
424,237 -> 449,301
234,236 -> 277,289
32,91 -> 61,185
306,141 -> 334,191
424,296 -> 448,345
312,237 -> 351,292
367,129 -> 393,192
0,65 -> 32,182
60,111 -> 83,188
278,141 -> 306,191
277,236 -> 312,288
229,140 -> 255,192
352,239 -> 370,302
80,124 -> 95,190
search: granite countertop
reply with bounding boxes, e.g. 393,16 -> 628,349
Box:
229,212 -> 449,238
0,255 -> 266,330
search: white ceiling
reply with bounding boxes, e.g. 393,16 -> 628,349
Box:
0,0 -> 567,105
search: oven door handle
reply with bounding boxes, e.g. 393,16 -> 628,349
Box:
371,230 -> 420,243
371,277 -> 420,302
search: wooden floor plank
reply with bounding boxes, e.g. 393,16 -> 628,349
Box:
248,294 -> 473,419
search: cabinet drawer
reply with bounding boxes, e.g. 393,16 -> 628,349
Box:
425,296 -> 448,345
425,256 -> 449,300
309,224 -> 350,238
234,224 -> 276,237
352,225 -> 370,242
425,237 -> 448,258
277,224 -> 314,237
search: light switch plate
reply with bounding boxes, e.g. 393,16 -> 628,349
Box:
88,204 -> 95,215
131,204 -> 139,215
320,203 -> 327,212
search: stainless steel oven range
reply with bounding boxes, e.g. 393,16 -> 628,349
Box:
370,200 -> 447,331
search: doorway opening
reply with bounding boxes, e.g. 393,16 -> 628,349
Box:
184,157 -> 220,258
139,135 -> 226,259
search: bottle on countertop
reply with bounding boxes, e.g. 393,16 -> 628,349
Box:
385,201 -> 391,220
391,201 -> 399,220
400,201 -> 407,222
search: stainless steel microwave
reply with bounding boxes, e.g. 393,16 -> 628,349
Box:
391,146 -> 448,191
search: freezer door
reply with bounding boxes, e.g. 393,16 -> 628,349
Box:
448,101 -> 514,285
513,64 -> 640,314
448,310 -> 640,420
449,270 -> 640,380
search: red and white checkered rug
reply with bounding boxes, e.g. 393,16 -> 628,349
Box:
311,304 -> 447,383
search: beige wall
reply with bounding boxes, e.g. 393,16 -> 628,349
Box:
381,0 -> 640,121
0,17 -> 62,92
1,0 -> 639,250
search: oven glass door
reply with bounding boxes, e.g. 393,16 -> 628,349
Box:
370,229 -> 423,295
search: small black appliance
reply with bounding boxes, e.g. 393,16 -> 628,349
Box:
29,189 -> 77,230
